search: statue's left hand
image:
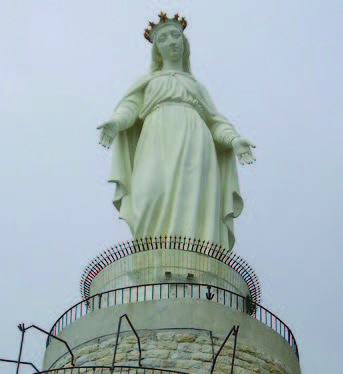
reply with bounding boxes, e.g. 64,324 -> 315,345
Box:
232,137 -> 256,165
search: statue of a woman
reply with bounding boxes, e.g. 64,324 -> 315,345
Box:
97,13 -> 255,251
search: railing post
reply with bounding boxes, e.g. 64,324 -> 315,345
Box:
16,324 -> 25,374
230,326 -> 240,374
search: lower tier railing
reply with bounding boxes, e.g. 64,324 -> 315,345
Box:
39,366 -> 188,374
46,282 -> 299,359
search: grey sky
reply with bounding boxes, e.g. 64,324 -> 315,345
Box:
1,1 -> 342,373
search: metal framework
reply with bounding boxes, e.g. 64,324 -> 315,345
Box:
0,315 -> 188,374
80,236 -> 261,304
2,322 -> 241,374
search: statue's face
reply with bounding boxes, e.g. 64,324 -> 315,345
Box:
155,25 -> 184,64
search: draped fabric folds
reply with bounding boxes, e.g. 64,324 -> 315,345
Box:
108,71 -> 243,250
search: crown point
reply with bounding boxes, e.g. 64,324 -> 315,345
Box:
158,11 -> 167,22
174,14 -> 179,21
181,17 -> 187,29
144,28 -> 152,43
149,21 -> 155,28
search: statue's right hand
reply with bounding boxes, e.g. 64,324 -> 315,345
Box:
97,119 -> 119,149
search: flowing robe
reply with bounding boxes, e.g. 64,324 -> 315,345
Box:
108,71 -> 243,250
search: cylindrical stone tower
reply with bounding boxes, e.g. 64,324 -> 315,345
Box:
42,236 -> 301,374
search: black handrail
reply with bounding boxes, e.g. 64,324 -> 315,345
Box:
46,282 -> 299,360
80,236 -> 261,304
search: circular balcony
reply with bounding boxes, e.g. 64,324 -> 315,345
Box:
46,282 -> 298,360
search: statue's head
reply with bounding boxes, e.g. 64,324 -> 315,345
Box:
144,12 -> 191,74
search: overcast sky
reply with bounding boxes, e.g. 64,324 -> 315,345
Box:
1,1 -> 342,373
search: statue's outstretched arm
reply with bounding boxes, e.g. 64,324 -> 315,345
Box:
210,116 -> 256,165
98,88 -> 144,149
199,83 -> 256,165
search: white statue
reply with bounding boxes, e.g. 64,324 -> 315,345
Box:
97,12 -> 255,251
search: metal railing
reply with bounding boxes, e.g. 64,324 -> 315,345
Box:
80,236 -> 261,305
46,282 -> 299,359
39,366 -> 188,374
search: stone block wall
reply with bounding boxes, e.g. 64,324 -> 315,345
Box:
50,329 -> 293,374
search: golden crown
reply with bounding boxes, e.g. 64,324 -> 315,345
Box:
144,12 -> 188,43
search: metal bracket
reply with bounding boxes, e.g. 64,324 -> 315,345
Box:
111,314 -> 142,373
211,325 -> 240,374
206,285 -> 215,300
